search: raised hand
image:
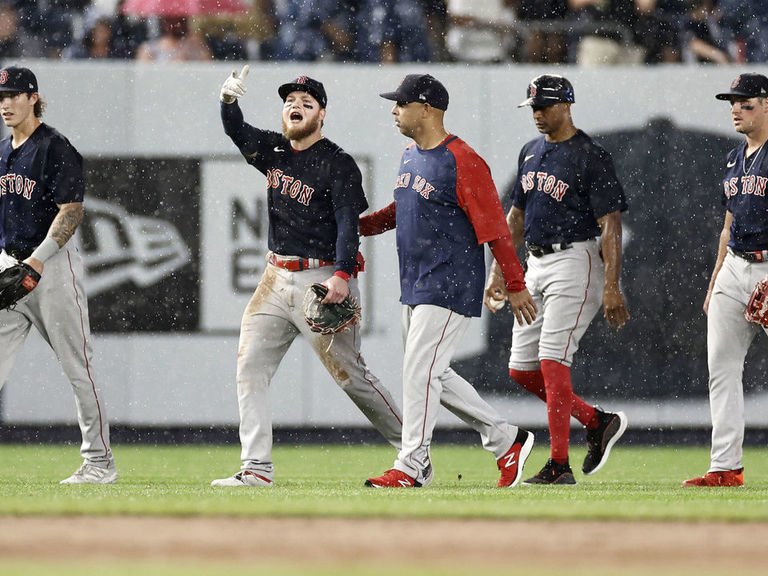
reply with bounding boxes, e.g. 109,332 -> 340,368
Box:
220,65 -> 250,104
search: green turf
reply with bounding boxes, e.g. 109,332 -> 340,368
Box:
1,443 -> 767,521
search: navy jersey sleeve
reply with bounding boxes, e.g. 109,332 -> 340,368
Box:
333,204 -> 360,274
46,135 -> 84,205
328,151 -> 368,214
221,101 -> 283,167
328,151 -> 367,273
584,145 -> 627,218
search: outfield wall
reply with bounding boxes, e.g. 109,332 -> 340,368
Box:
1,61 -> 767,430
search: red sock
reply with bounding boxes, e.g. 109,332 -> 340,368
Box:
509,368 -> 547,402
540,360 -> 573,462
509,368 -> 596,427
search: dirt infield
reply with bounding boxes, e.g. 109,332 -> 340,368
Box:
1,516 -> 766,572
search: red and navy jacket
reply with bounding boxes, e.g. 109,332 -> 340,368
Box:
392,135 -> 513,317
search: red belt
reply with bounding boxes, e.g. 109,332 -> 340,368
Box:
268,254 -> 334,271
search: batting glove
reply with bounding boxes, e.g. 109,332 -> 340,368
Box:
220,65 -> 249,104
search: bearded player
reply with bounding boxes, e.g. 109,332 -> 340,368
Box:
211,67 -> 408,487
485,74 -> 629,485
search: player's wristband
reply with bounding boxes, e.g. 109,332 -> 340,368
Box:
29,237 -> 60,263
334,270 -> 351,282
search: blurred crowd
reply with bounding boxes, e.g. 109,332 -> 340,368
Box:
0,0 -> 766,65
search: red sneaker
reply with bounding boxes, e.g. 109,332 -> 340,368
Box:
365,469 -> 421,488
497,429 -> 534,487
681,468 -> 744,487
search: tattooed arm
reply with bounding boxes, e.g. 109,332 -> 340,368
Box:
49,202 -> 85,247
25,202 -> 84,274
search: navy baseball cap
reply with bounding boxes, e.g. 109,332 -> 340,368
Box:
716,73 -> 768,100
518,74 -> 574,108
380,74 -> 449,111
278,76 -> 327,108
0,66 -> 38,93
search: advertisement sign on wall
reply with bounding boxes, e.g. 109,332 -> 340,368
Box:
83,158 -> 200,332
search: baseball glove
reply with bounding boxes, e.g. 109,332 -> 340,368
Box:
303,282 -> 361,335
0,263 -> 41,311
745,275 -> 768,327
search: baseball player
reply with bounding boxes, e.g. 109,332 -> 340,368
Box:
362,74 -> 537,489
683,73 -> 768,488
211,67 -> 408,487
0,66 -> 116,484
485,74 -> 629,485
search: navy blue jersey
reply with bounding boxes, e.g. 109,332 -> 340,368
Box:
222,102 -> 367,272
511,130 -> 627,245
0,123 -> 84,257
721,142 -> 768,251
394,135 -> 511,318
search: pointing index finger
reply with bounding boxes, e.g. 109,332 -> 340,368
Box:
238,65 -> 250,80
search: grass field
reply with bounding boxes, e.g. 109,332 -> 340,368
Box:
1,443 -> 767,520
1,442 -> 767,576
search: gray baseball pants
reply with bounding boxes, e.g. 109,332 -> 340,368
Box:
0,247 -> 112,464
707,250 -> 768,472
236,260 -> 403,480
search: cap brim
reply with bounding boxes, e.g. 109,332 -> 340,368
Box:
518,98 -> 562,108
379,90 -> 403,102
715,91 -> 755,100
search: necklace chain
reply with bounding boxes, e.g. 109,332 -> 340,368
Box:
743,142 -> 765,175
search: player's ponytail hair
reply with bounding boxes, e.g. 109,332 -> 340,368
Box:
33,95 -> 46,118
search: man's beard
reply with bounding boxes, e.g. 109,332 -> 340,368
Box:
282,116 -> 321,141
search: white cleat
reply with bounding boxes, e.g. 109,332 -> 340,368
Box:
211,470 -> 273,487
60,461 -> 118,484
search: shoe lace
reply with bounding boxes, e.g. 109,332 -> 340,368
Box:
76,462 -> 112,478
234,471 -> 255,483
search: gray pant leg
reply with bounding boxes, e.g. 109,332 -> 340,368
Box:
237,264 -> 402,477
396,305 -> 511,479
237,266 -> 298,474
439,370 -> 518,459
510,242 -> 602,370
707,255 -> 761,471
237,314 -> 296,475
6,248 -> 112,463
292,273 -> 402,448
0,309 -> 33,391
